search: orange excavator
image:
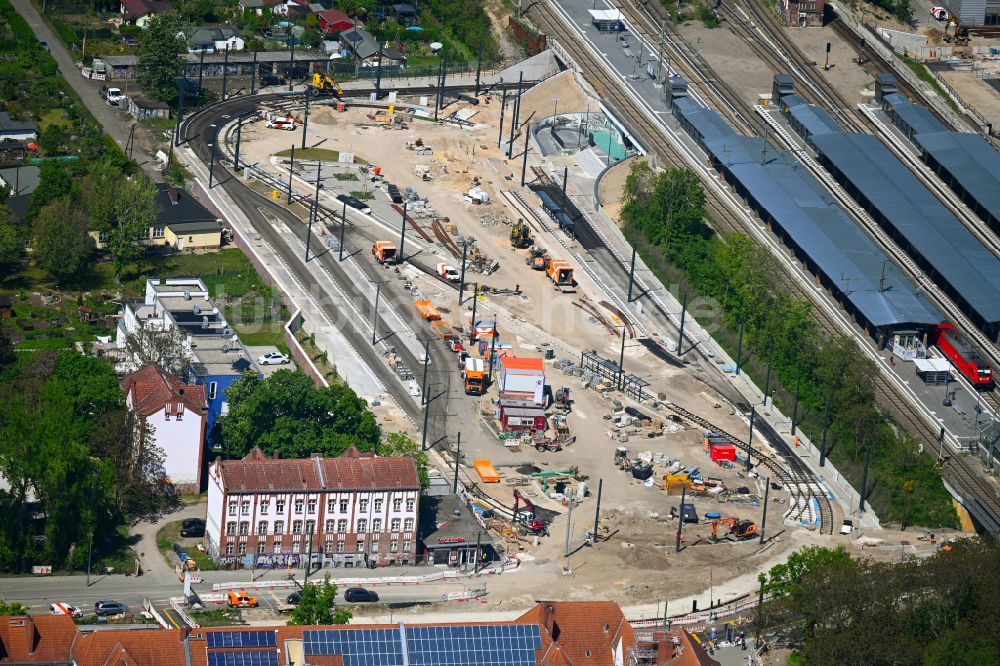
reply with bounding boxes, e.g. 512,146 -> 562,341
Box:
709,517 -> 758,543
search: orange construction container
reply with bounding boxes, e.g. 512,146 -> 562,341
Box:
473,459 -> 500,483
431,320 -> 453,339
414,300 -> 442,321
337,102 -> 346,112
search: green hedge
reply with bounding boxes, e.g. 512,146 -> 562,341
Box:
0,0 -> 35,41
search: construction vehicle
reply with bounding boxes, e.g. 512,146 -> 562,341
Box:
463,357 -> 487,395
311,72 -> 343,96
614,446 -> 629,468
709,517 -> 758,543
584,521 -> 610,541
226,590 -> 259,608
510,219 -> 532,249
372,240 -> 397,264
546,260 -> 576,293
525,246 -> 550,271
512,489 -> 550,536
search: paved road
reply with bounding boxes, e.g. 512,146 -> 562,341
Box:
9,0 -> 163,181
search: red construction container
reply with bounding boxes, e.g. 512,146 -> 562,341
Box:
709,444 -> 736,463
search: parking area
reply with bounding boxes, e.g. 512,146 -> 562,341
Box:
248,345 -> 297,377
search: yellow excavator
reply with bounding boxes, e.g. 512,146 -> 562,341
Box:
311,72 -> 343,97
510,219 -> 531,249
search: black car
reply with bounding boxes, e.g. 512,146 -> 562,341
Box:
180,525 -> 205,538
94,601 -> 128,616
344,587 -> 379,603
286,590 -> 302,605
260,74 -> 285,87
182,518 -> 205,529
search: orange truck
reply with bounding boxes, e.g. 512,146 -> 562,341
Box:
547,260 -> 576,292
372,240 -> 397,264
463,357 -> 487,395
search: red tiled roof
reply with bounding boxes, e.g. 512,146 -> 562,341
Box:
317,8 -> 352,22
217,446 -> 420,493
71,629 -> 185,666
121,363 -> 206,418
516,601 -> 635,666
643,629 -> 721,666
0,615 -> 76,664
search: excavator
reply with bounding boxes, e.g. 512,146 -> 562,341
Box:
512,489 -> 550,536
311,72 -> 343,97
525,246 -> 550,271
510,219 -> 532,249
709,517 -> 758,543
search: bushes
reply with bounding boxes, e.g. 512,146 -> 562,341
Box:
0,0 -> 35,41
50,18 -> 80,49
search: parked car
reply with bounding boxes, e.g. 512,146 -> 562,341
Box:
260,73 -> 284,87
94,601 -> 128,616
266,118 -> 295,131
180,525 -> 205,538
49,603 -> 83,618
105,87 -> 125,106
337,194 -> 372,214
257,351 -> 290,365
344,587 -> 379,603
286,590 -> 302,605
227,590 -> 258,608
182,518 -> 205,529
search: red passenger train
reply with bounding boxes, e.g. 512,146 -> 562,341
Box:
935,323 -> 993,388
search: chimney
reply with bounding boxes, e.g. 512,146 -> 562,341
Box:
168,187 -> 180,205
311,452 -> 323,459
273,450 -> 280,459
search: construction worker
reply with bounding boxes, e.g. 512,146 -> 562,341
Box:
794,435 -> 800,447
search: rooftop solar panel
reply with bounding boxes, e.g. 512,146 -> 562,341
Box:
206,651 -> 279,666
304,628 -> 404,665
206,631 -> 277,650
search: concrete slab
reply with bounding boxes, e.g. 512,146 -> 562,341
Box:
247,344 -> 297,377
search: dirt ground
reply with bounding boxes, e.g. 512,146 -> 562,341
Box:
236,72 -> 871,608
597,156 -> 645,222
936,70 -> 1000,133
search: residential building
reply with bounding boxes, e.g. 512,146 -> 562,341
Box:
0,112 -> 37,141
0,165 -> 40,198
0,615 -> 76,664
206,447 -> 420,566
0,604 -> 718,666
121,363 -> 208,491
0,139 -> 28,162
340,27 -> 406,64
187,26 -> 244,53
127,95 -> 170,120
90,184 -> 223,251
316,8 -> 355,33
115,278 -> 260,439
776,0 -> 826,26
120,0 -> 173,27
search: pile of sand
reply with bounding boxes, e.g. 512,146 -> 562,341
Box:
517,70 -> 593,123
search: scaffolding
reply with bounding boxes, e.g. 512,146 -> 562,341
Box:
579,351 -> 650,403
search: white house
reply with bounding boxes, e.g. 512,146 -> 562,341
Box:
122,363 -> 208,492
206,447 -> 420,567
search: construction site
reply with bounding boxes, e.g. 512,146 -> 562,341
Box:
227,59 -> 958,610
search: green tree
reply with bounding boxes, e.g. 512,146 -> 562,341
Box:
0,203 -> 22,266
137,11 -> 186,102
83,170 -> 158,283
759,545 -> 853,598
895,0 -> 912,22
380,431 -> 430,490
28,163 -> 73,219
38,122 -> 71,155
0,600 -> 27,615
32,196 -> 91,283
288,575 -> 352,625
218,370 -> 381,458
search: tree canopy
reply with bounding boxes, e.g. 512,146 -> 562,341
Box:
288,575 -> 352,626
137,11 -> 186,102
82,163 -> 158,282
32,196 -> 91,283
217,370 -> 381,459
758,540 -> 1000,665
0,203 -> 21,267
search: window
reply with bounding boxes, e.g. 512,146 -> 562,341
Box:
98,230 -> 110,243
226,543 -> 234,555
306,520 -> 315,534
406,499 -> 415,512
339,499 -> 348,512
403,540 -> 410,552
257,521 -> 267,536
274,520 -> 284,534
337,519 -> 347,533
327,499 -> 336,513
241,501 -> 250,515
294,500 -> 303,513
359,499 -> 368,513
356,519 -> 367,533
226,522 -> 236,536
374,498 -> 383,512
238,543 -> 246,555
325,539 -> 334,553
257,541 -> 266,554
260,501 -> 269,514
276,500 -> 286,513
390,541 -> 398,552
391,518 -> 401,531
292,540 -> 300,554
393,498 -> 402,512
404,518 -> 414,531
325,520 -> 335,533
307,500 -> 317,513
356,539 -> 365,553
208,382 -> 218,400
336,541 -> 345,553
371,542 -> 379,552
293,520 -> 303,534
228,500 -> 237,515
273,542 -> 281,554
372,518 -> 382,532
239,522 -> 249,535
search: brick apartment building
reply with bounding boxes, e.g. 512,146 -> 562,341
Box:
777,0 -> 826,26
206,447 -> 420,567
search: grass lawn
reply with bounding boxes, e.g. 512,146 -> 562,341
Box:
156,520 -> 217,571
190,608 -> 245,627
274,147 -> 368,165
901,56 -> 959,113
39,108 -> 71,129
